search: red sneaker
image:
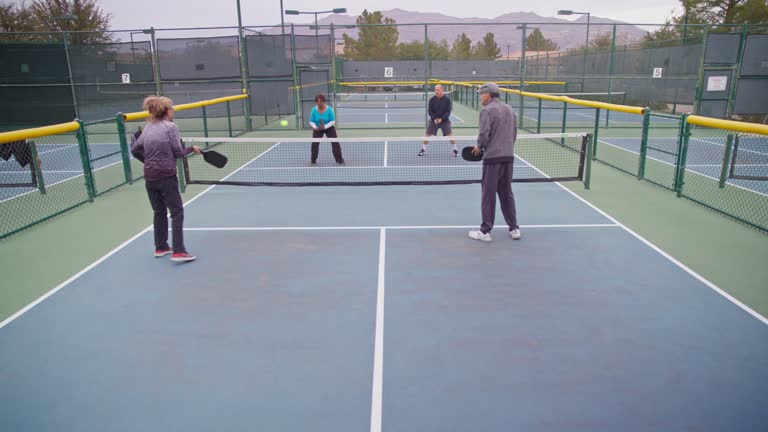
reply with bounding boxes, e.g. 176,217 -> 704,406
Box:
171,252 -> 197,263
154,248 -> 172,257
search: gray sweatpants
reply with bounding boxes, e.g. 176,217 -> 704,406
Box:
480,161 -> 519,234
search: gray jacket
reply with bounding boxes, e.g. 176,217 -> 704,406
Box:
477,98 -> 517,163
131,120 -> 192,181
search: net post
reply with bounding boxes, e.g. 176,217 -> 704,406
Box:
115,113 -> 134,184
178,140 -> 188,193
673,113 -> 688,190
676,115 -> 692,197
29,140 -> 46,194
76,120 -> 96,201
719,133 -> 735,188
637,108 -> 651,180
560,101 -> 567,146
202,106 -> 209,140
592,108 -> 601,160
536,98 -> 542,134
584,134 -> 593,189
226,101 -> 233,137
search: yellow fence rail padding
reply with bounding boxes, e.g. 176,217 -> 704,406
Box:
124,94 -> 249,122
437,79 -> 644,115
0,121 -> 80,145
338,81 -> 427,86
687,115 -> 768,136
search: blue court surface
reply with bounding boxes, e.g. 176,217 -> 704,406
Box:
0,142 -> 129,202
1,177 -> 767,430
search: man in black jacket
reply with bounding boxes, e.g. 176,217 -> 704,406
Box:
419,84 -> 457,157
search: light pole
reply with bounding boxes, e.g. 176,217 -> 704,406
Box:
285,8 -> 346,57
46,14 -> 79,119
558,9 -> 591,91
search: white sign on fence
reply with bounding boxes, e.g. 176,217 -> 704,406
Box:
384,67 -> 394,78
652,68 -> 663,78
706,76 -> 729,92
121,73 -> 131,84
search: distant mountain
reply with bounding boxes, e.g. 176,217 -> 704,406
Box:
265,9 -> 648,52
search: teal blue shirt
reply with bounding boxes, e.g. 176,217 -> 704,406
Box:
309,105 -> 336,129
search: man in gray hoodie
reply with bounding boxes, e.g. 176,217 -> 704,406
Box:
468,82 -> 521,242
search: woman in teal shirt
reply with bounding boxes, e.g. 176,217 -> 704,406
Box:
309,94 -> 344,165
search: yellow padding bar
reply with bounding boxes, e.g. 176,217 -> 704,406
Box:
124,94 -> 249,122
687,115 -> 768,136
436,79 -> 644,115
338,81 -> 426,86
0,121 -> 80,145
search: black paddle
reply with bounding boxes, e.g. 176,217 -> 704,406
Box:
461,146 -> 483,162
202,150 -> 227,168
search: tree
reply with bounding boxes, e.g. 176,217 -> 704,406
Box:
396,39 -> 449,60
342,10 -> 399,60
643,0 -> 768,45
589,32 -> 614,50
30,0 -> 113,43
428,39 -> 450,60
472,32 -> 501,60
0,1 -> 37,40
450,33 -> 472,59
525,28 -> 558,51
0,0 -> 112,43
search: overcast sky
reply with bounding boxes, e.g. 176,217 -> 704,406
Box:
100,0 -> 682,31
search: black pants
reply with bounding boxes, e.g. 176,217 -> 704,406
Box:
480,162 -> 519,234
145,176 -> 186,253
311,126 -> 343,163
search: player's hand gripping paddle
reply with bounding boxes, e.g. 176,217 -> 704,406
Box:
461,146 -> 483,162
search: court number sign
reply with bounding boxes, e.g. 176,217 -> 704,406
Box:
121,73 -> 131,84
652,68 -> 663,78
384,67 -> 394,78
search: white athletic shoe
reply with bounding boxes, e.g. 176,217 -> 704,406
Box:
468,230 -> 492,242
509,228 -> 521,240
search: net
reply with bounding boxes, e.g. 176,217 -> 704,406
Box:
179,133 -> 590,186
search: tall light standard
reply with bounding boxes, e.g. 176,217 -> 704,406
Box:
46,14 -> 79,119
558,9 -> 591,91
285,8 -> 346,59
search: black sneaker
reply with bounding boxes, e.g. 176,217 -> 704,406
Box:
453,149 -> 458,157
337,160 -> 345,165
418,149 -> 426,156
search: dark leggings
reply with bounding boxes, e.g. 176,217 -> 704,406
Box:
145,176 -> 186,253
311,126 -> 343,163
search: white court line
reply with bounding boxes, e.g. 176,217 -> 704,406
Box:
370,228 -> 385,432
2,143 -> 765,335
598,139 -> 768,198
451,112 -> 465,124
181,224 -> 620,231
0,157 -> 132,205
385,112 -> 389,124
383,141 -> 388,168
516,148 -> 768,326
0,143 -> 283,330
238,165 -> 481,170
